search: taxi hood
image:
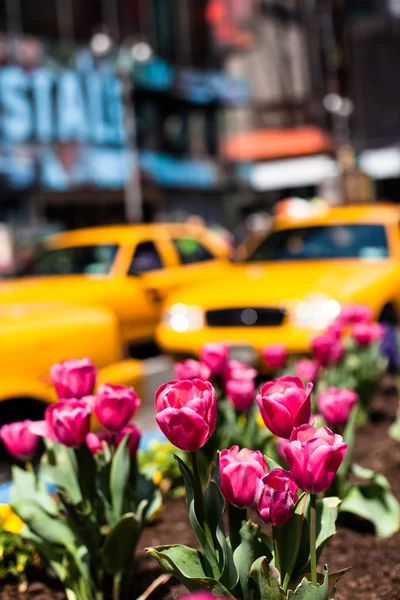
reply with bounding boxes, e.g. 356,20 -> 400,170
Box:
168,259 -> 398,309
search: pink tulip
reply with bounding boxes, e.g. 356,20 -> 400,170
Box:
317,387 -> 358,428
224,360 -> 257,381
200,343 -> 229,374
115,424 -> 141,458
179,593 -> 230,600
50,358 -> 97,399
257,376 -> 313,439
86,432 -> 111,454
226,378 -> 255,412
255,468 -> 298,526
30,400 -> 91,447
0,421 -> 40,461
93,384 -> 140,433
155,379 -> 217,452
285,424 -> 348,493
339,304 -> 373,325
351,322 -> 384,346
312,334 -> 343,367
174,359 -> 211,381
219,445 -> 267,508
326,321 -> 344,340
262,344 -> 287,370
294,359 -> 318,383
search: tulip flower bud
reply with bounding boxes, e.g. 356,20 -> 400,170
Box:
86,432 -> 111,454
317,387 -> 358,428
31,400 -> 92,447
0,421 -> 39,461
224,360 -> 257,381
262,344 -> 287,370
219,445 -> 267,508
174,359 -> 211,381
256,376 -> 312,439
200,342 -> 229,374
312,334 -> 343,367
294,359 -> 318,384
180,593 -> 230,600
94,384 -> 140,433
285,424 -> 348,494
339,304 -> 373,325
155,379 -> 217,452
50,358 -> 97,399
351,322 -> 384,346
255,468 -> 298,526
226,378 -> 255,412
115,424 -> 141,458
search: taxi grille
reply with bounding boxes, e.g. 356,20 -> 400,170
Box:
206,307 -> 286,327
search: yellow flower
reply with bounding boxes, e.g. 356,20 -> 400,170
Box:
256,412 -> 265,428
0,505 -> 24,534
153,470 -> 163,486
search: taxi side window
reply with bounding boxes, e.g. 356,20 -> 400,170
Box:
128,241 -> 163,274
172,237 -> 214,265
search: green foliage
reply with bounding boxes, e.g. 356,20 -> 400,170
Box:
138,440 -> 185,497
147,451 -> 342,600
11,439 -> 162,600
0,526 -> 39,590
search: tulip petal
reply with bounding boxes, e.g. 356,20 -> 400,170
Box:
156,407 -> 211,452
29,420 -> 51,437
257,395 -> 294,438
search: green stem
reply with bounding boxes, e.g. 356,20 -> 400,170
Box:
310,494 -> 317,586
190,451 -> 207,527
25,461 -> 34,473
272,526 -> 280,575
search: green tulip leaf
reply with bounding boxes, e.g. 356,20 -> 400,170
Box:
40,442 -> 83,505
135,473 -> 163,523
11,498 -> 76,548
205,455 -> 238,590
337,404 -> 359,479
175,454 -> 220,579
340,478 -> 400,537
288,567 -> 329,599
102,512 -> 141,576
233,520 -> 265,600
249,557 -> 286,600
146,544 -> 234,597
11,465 -> 58,514
276,493 -> 309,586
266,457 -> 281,472
290,496 -> 340,580
110,433 -> 130,520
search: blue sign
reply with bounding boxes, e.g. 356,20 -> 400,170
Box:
134,57 -> 250,105
0,63 -> 128,190
140,150 -> 219,188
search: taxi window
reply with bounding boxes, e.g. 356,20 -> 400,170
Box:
128,241 -> 163,274
172,238 -> 214,264
19,245 -> 118,276
247,224 -> 389,261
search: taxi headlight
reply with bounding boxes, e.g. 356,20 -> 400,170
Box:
293,297 -> 341,330
163,303 -> 205,333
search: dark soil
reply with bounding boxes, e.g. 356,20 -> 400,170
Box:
1,379 -> 400,600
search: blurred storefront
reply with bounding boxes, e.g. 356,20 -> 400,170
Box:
0,0 -> 356,233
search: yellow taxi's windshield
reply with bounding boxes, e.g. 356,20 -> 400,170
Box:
247,224 -> 389,262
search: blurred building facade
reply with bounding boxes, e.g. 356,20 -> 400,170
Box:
0,0 -> 338,231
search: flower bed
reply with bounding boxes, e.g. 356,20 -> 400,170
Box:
1,305 -> 400,599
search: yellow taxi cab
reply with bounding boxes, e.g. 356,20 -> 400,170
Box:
0,223 -> 229,420
157,204 -> 400,363
0,223 -> 230,344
